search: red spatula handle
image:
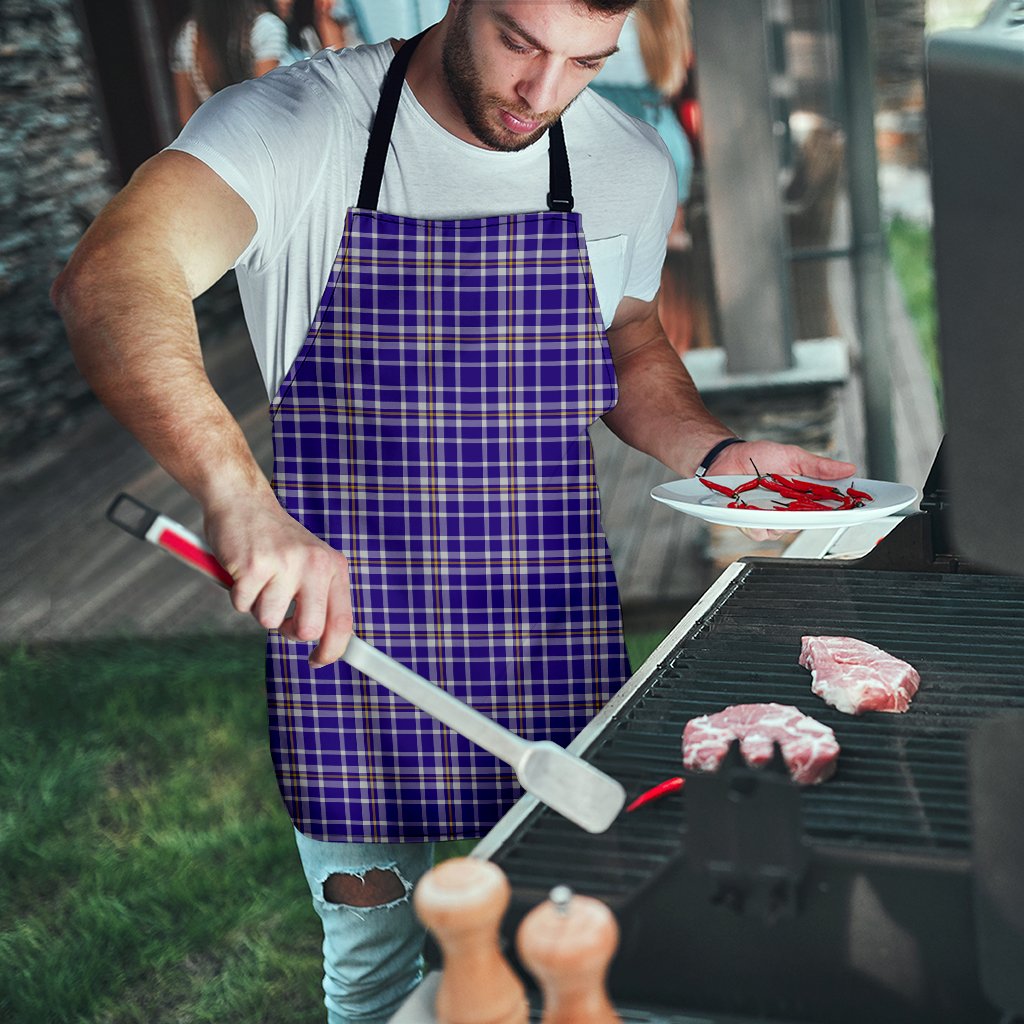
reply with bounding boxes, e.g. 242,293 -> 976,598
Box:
106,492 -> 234,589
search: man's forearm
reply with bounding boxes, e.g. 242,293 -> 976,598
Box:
52,255 -> 273,516
603,331 -> 735,479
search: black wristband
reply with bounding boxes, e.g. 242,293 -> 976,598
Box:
695,437 -> 745,478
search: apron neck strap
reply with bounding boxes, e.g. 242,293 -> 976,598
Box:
546,119 -> 574,213
357,30 -> 575,214
357,30 -> 427,211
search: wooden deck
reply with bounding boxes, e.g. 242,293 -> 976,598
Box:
0,244 -> 941,645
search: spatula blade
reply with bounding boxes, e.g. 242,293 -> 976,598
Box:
517,741 -> 625,834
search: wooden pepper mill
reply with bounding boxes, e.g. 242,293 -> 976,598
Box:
516,885 -> 621,1024
413,856 -> 528,1024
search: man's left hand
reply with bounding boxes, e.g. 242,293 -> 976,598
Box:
706,440 -> 857,542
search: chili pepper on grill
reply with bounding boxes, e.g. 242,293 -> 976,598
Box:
626,776 -> 685,813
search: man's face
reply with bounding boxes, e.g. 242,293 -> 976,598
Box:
441,1 -> 626,151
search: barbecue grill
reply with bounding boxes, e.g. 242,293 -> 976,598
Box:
392,7 -> 1024,1022
468,458 -> 1023,1023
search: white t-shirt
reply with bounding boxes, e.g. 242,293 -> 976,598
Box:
168,40 -> 677,398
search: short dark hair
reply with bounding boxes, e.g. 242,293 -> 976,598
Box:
580,0 -> 640,13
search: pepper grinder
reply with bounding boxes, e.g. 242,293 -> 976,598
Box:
516,885 -> 621,1024
413,857 -> 528,1024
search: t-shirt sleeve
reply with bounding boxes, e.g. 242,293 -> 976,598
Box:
251,12 -> 289,63
623,133 -> 678,302
165,65 -> 341,272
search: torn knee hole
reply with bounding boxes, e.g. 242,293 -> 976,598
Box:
323,868 -> 406,908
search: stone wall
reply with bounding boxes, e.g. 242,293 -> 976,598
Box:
0,0 -> 116,462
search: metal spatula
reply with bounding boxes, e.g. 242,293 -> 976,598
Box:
107,493 -> 626,834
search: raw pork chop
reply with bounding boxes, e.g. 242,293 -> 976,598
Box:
799,636 -> 920,716
682,703 -> 839,785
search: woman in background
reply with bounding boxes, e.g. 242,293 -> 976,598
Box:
276,0 -> 349,62
171,0 -> 289,126
592,0 -> 695,350
592,0 -> 693,209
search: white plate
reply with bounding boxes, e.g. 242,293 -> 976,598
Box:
650,476 -> 920,530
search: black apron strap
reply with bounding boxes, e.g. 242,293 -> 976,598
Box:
357,28 -> 575,215
357,29 -> 429,211
546,118 -> 574,213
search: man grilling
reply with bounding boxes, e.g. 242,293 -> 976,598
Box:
52,1 -> 854,1020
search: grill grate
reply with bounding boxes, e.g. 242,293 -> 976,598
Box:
492,563 -> 1024,904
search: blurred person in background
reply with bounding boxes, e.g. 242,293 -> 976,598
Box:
276,0 -> 351,62
592,0 -> 693,231
592,0 -> 695,348
334,0 -> 449,45
171,0 -> 289,126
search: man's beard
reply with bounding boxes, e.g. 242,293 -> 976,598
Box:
441,3 -> 559,151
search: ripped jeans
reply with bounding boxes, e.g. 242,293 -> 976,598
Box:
294,828 -> 436,1024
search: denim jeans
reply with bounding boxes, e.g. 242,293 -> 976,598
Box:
294,828 -> 436,1024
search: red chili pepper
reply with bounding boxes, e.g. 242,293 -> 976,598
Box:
846,486 -> 873,502
699,477 -> 738,498
780,497 -> 835,511
734,478 -> 762,494
626,777 -> 685,813
768,473 -> 814,493
758,477 -> 799,496
762,479 -> 825,502
799,479 -> 843,498
772,473 -> 846,499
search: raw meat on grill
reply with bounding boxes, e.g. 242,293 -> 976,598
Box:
682,703 -> 840,785
799,635 -> 920,716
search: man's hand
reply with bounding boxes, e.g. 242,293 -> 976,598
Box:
707,440 -> 857,542
204,496 -> 353,667
709,439 -> 855,482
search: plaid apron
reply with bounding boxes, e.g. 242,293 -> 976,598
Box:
266,32 -> 630,842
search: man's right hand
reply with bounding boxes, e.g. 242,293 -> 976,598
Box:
204,495 -> 353,667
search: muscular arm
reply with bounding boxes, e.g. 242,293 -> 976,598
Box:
51,151 -> 352,663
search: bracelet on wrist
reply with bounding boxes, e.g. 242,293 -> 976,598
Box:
694,437 -> 745,478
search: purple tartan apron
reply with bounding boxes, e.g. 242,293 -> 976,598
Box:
266,31 -> 630,843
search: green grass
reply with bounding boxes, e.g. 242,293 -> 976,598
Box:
0,631 -> 667,1023
887,216 -> 941,404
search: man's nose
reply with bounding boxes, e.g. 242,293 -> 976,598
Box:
517,61 -> 562,116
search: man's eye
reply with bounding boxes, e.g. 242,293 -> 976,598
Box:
576,58 -> 602,71
501,34 -> 531,54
